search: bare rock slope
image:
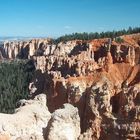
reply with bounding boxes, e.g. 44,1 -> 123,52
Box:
0,33 -> 140,139
0,95 -> 80,140
0,94 -> 51,140
46,104 -> 80,140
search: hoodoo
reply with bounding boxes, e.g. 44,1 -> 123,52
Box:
0,33 -> 140,139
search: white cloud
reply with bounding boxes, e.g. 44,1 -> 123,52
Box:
64,26 -> 72,29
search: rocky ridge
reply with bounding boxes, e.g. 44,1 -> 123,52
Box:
0,33 -> 140,139
0,95 -> 80,140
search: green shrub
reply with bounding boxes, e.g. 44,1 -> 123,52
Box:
115,37 -> 124,43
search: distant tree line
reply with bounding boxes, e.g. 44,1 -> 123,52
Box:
54,27 -> 140,43
0,60 -> 35,113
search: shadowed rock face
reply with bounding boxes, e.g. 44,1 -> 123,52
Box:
0,33 -> 140,139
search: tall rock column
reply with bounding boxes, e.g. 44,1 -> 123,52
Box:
128,46 -> 135,66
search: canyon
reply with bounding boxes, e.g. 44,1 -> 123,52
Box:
0,33 -> 140,140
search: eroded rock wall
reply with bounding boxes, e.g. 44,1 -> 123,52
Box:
0,33 -> 140,139
27,34 -> 140,139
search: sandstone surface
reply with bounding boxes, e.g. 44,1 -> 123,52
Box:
0,33 -> 140,139
0,94 -> 51,140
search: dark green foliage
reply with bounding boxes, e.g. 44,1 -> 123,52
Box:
115,37 -> 124,43
54,27 -> 140,43
0,59 -> 35,114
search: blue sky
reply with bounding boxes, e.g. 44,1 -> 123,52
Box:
0,0 -> 140,37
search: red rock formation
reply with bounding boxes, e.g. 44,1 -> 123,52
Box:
0,33 -> 140,139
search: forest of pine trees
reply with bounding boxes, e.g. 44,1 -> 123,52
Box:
54,27 -> 140,43
0,60 -> 35,113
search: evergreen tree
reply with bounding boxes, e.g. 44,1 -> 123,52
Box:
0,60 -> 35,114
54,27 -> 140,43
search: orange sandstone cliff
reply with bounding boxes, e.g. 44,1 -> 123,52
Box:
0,33 -> 140,139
